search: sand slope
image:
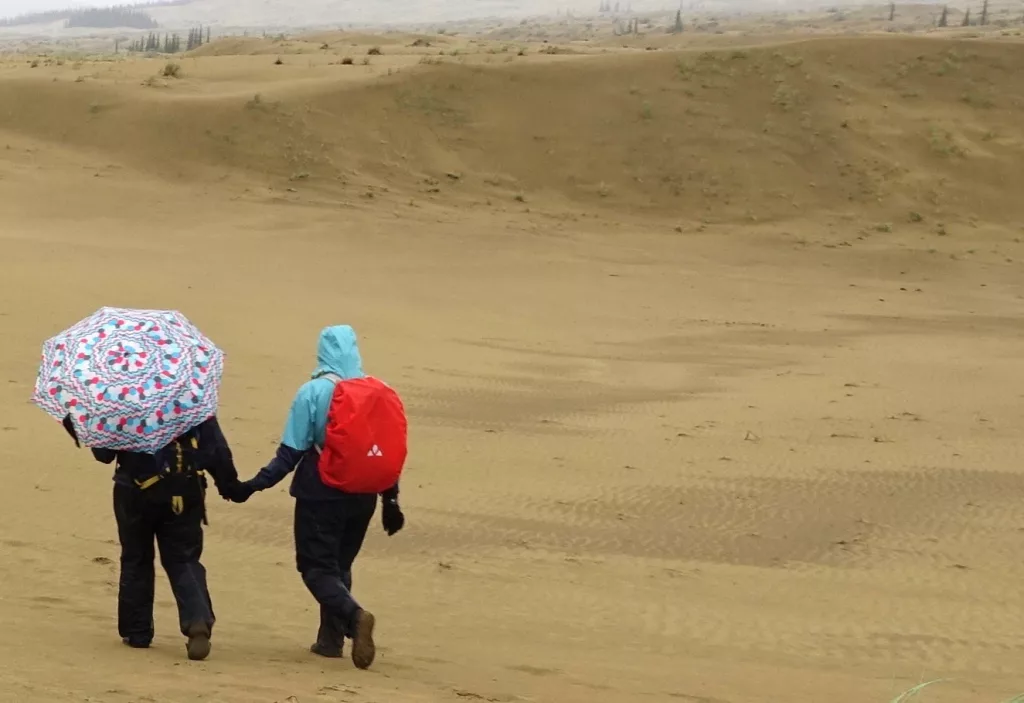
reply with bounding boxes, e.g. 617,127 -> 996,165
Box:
1,34 -> 1024,703
3,36 -> 1024,223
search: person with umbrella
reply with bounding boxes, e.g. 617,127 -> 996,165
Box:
35,307 -> 248,661
235,324 -> 408,670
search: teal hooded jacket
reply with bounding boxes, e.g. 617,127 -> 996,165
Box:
282,325 -> 365,451
247,325 -> 398,501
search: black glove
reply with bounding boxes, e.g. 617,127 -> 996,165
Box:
382,498 -> 405,536
226,480 -> 255,504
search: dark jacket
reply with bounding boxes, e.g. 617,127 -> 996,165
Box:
89,416 -> 242,501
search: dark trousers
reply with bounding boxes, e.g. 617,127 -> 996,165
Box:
113,478 -> 214,642
294,496 -> 376,647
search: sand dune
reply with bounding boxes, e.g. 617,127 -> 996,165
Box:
1,33 -> 1024,703
3,36 -> 1024,221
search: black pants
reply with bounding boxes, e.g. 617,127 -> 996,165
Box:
113,478 -> 214,643
294,496 -> 376,647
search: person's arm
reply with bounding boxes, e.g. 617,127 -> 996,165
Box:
91,448 -> 117,464
196,416 -> 242,499
63,414 -> 117,465
246,443 -> 305,491
244,387 -> 314,494
62,415 -> 81,448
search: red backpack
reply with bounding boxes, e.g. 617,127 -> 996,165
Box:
315,374 -> 408,494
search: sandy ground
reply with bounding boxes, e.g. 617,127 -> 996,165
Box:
2,31 -> 1024,703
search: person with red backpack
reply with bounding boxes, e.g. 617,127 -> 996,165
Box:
235,325 -> 407,670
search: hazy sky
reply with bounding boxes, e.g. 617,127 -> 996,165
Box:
1,0 -> 102,17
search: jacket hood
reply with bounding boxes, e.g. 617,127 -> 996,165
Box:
311,325 -> 364,380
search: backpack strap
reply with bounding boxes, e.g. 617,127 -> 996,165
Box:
134,434 -> 202,490
313,373 -> 345,454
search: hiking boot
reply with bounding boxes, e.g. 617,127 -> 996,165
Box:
350,609 -> 376,670
185,622 -> 211,661
310,641 -> 344,658
122,636 -> 151,649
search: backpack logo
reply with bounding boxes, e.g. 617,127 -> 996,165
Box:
367,444 -> 383,457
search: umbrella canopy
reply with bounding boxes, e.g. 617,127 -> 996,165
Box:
32,307 -> 224,453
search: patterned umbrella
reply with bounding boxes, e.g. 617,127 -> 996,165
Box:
32,307 -> 224,453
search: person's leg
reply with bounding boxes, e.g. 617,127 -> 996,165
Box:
337,496 -> 376,594
338,496 -> 378,669
310,496 -> 377,657
312,604 -> 347,658
295,500 -> 367,661
156,481 -> 214,660
113,483 -> 156,647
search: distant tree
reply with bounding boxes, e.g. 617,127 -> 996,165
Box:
980,0 -> 988,24
186,26 -> 205,50
888,2 -> 895,21
962,7 -> 971,25
64,7 -> 158,30
938,5 -> 948,26
206,26 -> 211,43
672,8 -> 684,32
1,9 -> 66,26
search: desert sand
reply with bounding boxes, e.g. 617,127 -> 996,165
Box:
2,25 -> 1024,703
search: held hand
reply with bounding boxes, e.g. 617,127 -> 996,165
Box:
382,498 -> 405,536
226,480 -> 256,504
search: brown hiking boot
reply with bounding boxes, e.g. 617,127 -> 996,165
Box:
185,623 -> 211,661
310,641 -> 343,658
350,610 -> 376,670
